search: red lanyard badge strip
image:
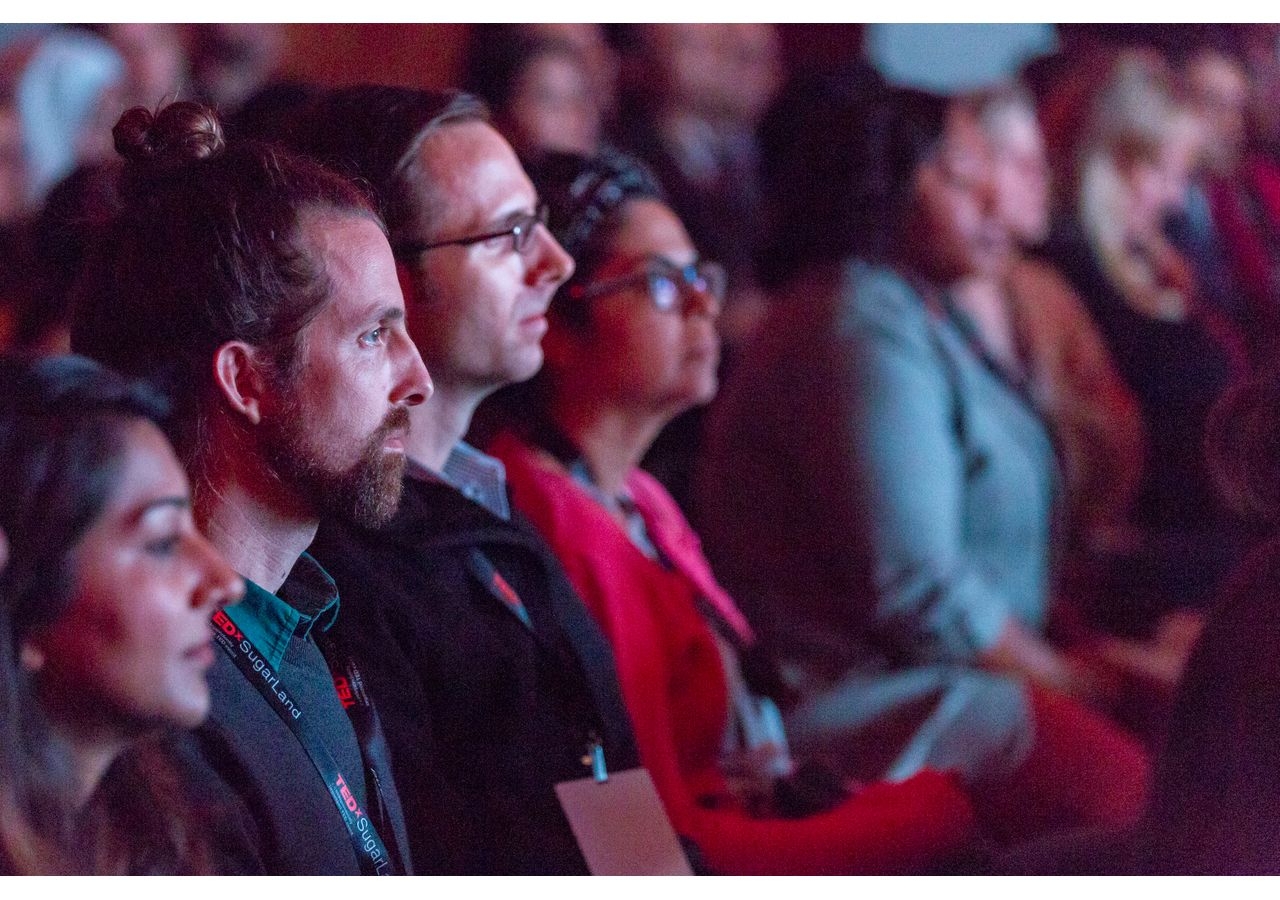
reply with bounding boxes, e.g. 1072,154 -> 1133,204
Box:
210,609 -> 400,876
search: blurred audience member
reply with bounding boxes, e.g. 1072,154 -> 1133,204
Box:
463,28 -> 600,157
490,149 -> 979,874
524,24 -> 618,119
698,83 -> 1149,842
92,24 -> 187,114
608,24 -> 783,508
1176,40 -> 1280,357
71,100 -> 430,875
0,27 -> 121,206
1139,362 -> 1280,873
954,85 -> 1144,594
8,163 -> 117,357
1041,52 -> 1253,632
189,24 -> 285,117
612,23 -> 781,347
0,354 -> 241,874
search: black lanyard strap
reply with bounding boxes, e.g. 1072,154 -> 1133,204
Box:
210,609 -> 400,876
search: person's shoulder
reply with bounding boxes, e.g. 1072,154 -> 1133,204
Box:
835,260 -> 931,337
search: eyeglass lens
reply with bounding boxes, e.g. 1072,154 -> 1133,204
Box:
512,206 -> 550,253
648,262 -> 725,312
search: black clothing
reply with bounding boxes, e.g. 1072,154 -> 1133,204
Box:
1040,219 -> 1252,630
1140,536 -> 1280,874
310,473 -> 641,874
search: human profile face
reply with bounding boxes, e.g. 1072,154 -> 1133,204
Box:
906,106 -> 1010,284
1186,51 -> 1249,176
262,211 -> 433,528
556,198 -> 720,420
30,419 -> 243,734
988,107 -> 1052,247
505,52 -> 600,156
402,121 -> 574,394
1123,117 -> 1203,239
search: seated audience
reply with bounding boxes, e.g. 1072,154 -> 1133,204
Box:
488,148 -> 980,875
696,83 -> 1149,841
70,100 -> 431,875
0,353 -> 241,874
1041,52 -> 1254,630
281,85 -> 645,874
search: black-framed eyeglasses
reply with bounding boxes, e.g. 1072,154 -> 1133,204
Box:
393,204 -> 550,259
567,258 -> 727,313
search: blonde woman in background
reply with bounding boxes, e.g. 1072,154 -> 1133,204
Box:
1042,52 -> 1254,639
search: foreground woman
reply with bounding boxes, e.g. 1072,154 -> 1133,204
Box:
487,150 -> 977,875
0,354 -> 242,874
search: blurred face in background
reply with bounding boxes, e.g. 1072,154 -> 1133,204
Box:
28,419 -> 242,734
521,23 -> 618,116
642,23 -> 781,128
102,23 -> 187,110
1184,50 -> 1250,176
502,48 -> 600,157
986,103 -> 1052,247
1122,115 -> 1205,238
906,105 -> 1010,284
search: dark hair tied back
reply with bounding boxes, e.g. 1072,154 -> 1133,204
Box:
113,103 -> 226,175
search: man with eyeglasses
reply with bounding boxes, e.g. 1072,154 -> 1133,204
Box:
276,86 -> 648,874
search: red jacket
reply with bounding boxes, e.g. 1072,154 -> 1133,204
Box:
491,431 -> 977,875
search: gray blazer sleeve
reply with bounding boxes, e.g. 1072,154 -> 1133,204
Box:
837,269 -> 1014,662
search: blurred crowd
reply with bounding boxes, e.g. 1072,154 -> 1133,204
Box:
3,21 -> 1280,876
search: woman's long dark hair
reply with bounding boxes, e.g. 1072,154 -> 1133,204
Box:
0,354 -> 207,874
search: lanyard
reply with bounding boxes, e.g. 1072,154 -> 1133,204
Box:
210,608 -> 401,876
466,547 -> 533,629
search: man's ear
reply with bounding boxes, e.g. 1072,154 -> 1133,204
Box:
212,341 -> 269,426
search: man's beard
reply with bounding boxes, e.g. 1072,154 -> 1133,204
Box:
262,402 -> 411,530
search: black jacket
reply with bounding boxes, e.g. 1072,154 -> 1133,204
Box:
311,474 -> 640,874
161,624 -> 413,875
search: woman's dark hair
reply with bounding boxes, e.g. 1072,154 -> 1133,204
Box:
0,353 -> 190,874
757,71 -> 953,288
68,100 -> 378,476
522,147 -> 665,329
282,85 -> 488,248
10,163 -> 120,353
1208,362 -> 1280,523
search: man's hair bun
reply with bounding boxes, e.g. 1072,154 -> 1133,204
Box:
113,102 -> 226,173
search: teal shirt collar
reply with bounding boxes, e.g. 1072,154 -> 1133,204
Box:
223,552 -> 341,670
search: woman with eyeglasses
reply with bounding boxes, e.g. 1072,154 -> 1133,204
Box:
0,354 -> 243,874
485,149 -> 978,875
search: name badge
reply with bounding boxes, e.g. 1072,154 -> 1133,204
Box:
555,768 -> 693,875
